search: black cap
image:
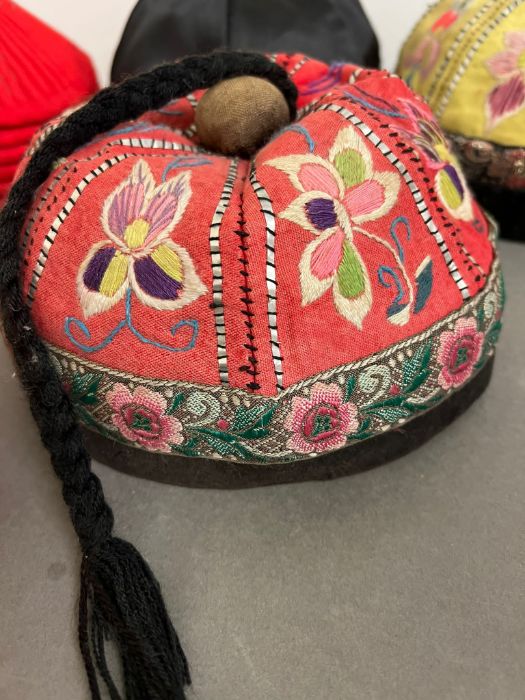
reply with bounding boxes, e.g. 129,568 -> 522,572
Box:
111,0 -> 380,83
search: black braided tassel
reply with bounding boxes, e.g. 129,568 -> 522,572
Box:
0,51 -> 298,699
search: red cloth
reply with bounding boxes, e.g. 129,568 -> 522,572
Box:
0,1 -> 98,202
19,54 -> 495,397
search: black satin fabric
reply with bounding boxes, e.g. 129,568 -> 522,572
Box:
111,0 -> 380,83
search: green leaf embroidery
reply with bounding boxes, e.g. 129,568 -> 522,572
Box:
364,395 -> 405,410
401,343 -> 432,394
344,375 -> 356,402
475,320 -> 503,369
337,242 -> 365,299
194,428 -> 252,459
365,405 -> 412,422
236,426 -> 271,440
230,402 -> 276,436
485,320 -> 502,348
476,305 -> 485,332
166,392 -> 185,415
348,416 -> 372,441
172,437 -> 199,457
72,373 -> 101,406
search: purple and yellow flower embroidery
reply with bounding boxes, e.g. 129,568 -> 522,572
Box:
267,127 -> 400,328
78,160 -> 206,318
398,99 -> 473,222
485,30 -> 525,130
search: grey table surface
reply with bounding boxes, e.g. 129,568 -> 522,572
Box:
1,241 -> 524,700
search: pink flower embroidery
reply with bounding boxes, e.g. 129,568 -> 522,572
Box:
78,160 -> 206,317
437,317 -> 483,390
486,31 -> 525,129
107,383 -> 183,452
284,381 -> 359,454
267,127 -> 400,328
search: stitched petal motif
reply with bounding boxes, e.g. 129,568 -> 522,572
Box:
266,154 -> 345,198
279,191 -> 341,235
346,172 -> 400,224
129,241 -> 206,311
77,241 -> 129,318
436,164 -> 473,221
329,126 -> 373,185
344,179 -> 385,220
298,162 -> 341,197
300,233 -> 338,305
486,50 -> 520,80
332,242 -> 372,329
102,160 -> 154,246
486,74 -> 525,129
310,228 -> 345,279
505,30 -> 525,53
141,170 -> 192,245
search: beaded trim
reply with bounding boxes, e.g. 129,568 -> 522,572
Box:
448,133 -> 525,189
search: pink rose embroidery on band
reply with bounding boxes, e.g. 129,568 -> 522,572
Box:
437,317 -> 483,390
107,383 -> 184,451
284,381 -> 359,454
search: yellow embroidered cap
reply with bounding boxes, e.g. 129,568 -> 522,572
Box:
397,0 -> 525,193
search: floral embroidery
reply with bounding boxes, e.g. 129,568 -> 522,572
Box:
52,264 -> 503,463
398,99 -> 473,221
485,31 -> 525,130
437,317 -> 483,389
400,1 -> 471,86
284,382 -> 359,454
78,159 -> 206,318
267,127 -> 401,328
107,383 -> 184,452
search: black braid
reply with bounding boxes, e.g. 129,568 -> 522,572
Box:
0,51 -> 298,700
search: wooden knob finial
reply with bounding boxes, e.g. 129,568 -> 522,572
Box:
195,76 -> 291,157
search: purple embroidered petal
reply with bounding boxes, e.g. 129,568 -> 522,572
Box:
108,183 -> 146,237
83,247 -> 116,291
444,164 -> 464,198
133,255 -> 183,300
305,198 -> 338,230
143,176 -> 187,240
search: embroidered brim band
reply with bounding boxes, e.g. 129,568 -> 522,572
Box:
0,50 -> 504,698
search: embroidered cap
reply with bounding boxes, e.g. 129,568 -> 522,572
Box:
0,52 -> 504,698
0,1 -> 98,204
397,0 -> 525,239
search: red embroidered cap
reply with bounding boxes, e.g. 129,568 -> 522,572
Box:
0,0 -> 98,203
0,52 -> 504,698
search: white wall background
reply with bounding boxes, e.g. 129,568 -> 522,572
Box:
18,0 -> 430,84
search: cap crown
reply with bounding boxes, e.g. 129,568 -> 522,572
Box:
18,55 -> 502,462
398,0 -> 525,148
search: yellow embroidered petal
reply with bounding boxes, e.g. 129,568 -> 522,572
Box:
150,243 -> 184,282
99,251 -> 129,297
124,219 -> 150,249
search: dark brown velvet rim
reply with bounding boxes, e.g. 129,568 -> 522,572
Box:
84,356 -> 495,489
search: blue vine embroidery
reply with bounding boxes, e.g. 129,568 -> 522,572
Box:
65,288 -> 199,354
162,155 -> 212,181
